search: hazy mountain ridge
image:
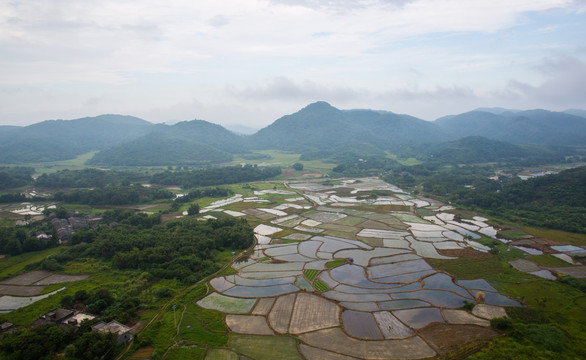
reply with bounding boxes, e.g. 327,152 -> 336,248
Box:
0,115 -> 155,163
435,109 -> 586,145
154,120 -> 249,154
1,102 -> 585,164
416,136 -> 570,164
87,133 -> 233,166
249,101 -> 446,152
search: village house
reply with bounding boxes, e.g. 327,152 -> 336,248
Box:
92,321 -> 133,345
32,308 -> 96,330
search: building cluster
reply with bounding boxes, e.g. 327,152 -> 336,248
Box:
30,308 -> 132,345
50,214 -> 102,243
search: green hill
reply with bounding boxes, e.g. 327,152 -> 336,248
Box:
435,110 -> 586,145
158,119 -> 248,153
416,136 -> 569,165
87,133 -> 232,166
249,101 -> 445,152
0,115 -> 154,163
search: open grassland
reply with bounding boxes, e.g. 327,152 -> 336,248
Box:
178,305 -> 227,346
164,346 -> 206,360
428,256 -> 511,280
228,334 -> 303,360
529,254 -> 574,267
0,247 -> 62,280
231,150 -> 335,174
522,227 -> 586,246
431,253 -> 586,359
0,151 -> 99,175
498,231 -> 531,239
386,152 -> 422,166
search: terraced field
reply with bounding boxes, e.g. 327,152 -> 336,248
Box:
192,178 -> 531,359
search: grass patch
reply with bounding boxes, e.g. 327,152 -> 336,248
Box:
529,254 -> 573,267
522,227 -> 586,246
177,304 -> 228,347
230,150 -> 335,174
313,280 -> 329,292
498,231 -> 530,239
415,207 -> 436,217
436,253 -> 586,359
472,279 -> 586,359
229,334 -> 303,360
493,245 -> 527,261
205,348 -> 238,360
333,216 -> 365,226
325,260 -> 346,269
428,256 -> 505,279
475,237 -> 501,248
0,247 -> 63,279
386,152 -> 422,166
304,270 -> 318,281
164,346 -> 206,360
0,151 -> 99,174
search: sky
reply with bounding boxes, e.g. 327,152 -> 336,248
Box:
0,0 -> 585,129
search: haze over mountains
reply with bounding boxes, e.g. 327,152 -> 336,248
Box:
0,102 -> 585,165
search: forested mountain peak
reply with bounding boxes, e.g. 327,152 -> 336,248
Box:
434,109 -> 586,145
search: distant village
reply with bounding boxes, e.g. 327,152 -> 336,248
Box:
1,307 -> 132,345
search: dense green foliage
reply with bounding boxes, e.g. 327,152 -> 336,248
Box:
35,168 -> 146,188
292,162 -> 303,171
87,133 -> 233,166
0,224 -> 57,256
0,193 -> 27,204
0,322 -> 116,360
470,307 -> 579,359
384,165 -> 586,233
54,184 -> 173,205
150,165 -> 282,189
452,166 -> 586,233
0,167 -> 34,190
54,217 -> 253,282
0,115 -> 154,163
60,288 -> 141,324
399,136 -> 573,165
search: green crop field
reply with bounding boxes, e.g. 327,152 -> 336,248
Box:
304,269 -> 318,281
313,279 -> 329,292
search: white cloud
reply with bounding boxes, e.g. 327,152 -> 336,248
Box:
0,0 -> 584,126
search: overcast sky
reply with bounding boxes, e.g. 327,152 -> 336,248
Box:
1,0 -> 585,128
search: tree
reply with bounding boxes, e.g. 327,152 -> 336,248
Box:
188,203 -> 200,215
292,162 -> 303,171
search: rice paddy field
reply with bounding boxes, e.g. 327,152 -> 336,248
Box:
2,175 -> 584,359
171,176 -> 584,359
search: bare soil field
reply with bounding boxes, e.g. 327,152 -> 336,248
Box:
417,323 -> 498,355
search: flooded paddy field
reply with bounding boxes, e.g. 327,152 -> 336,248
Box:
0,270 -> 89,312
194,177 -> 553,359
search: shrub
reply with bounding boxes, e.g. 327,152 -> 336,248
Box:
490,317 -> 513,330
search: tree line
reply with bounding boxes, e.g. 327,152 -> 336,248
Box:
52,216 -> 254,283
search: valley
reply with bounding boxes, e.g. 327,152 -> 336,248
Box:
0,103 -> 584,359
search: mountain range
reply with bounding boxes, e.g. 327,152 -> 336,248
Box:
0,102 -> 584,165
